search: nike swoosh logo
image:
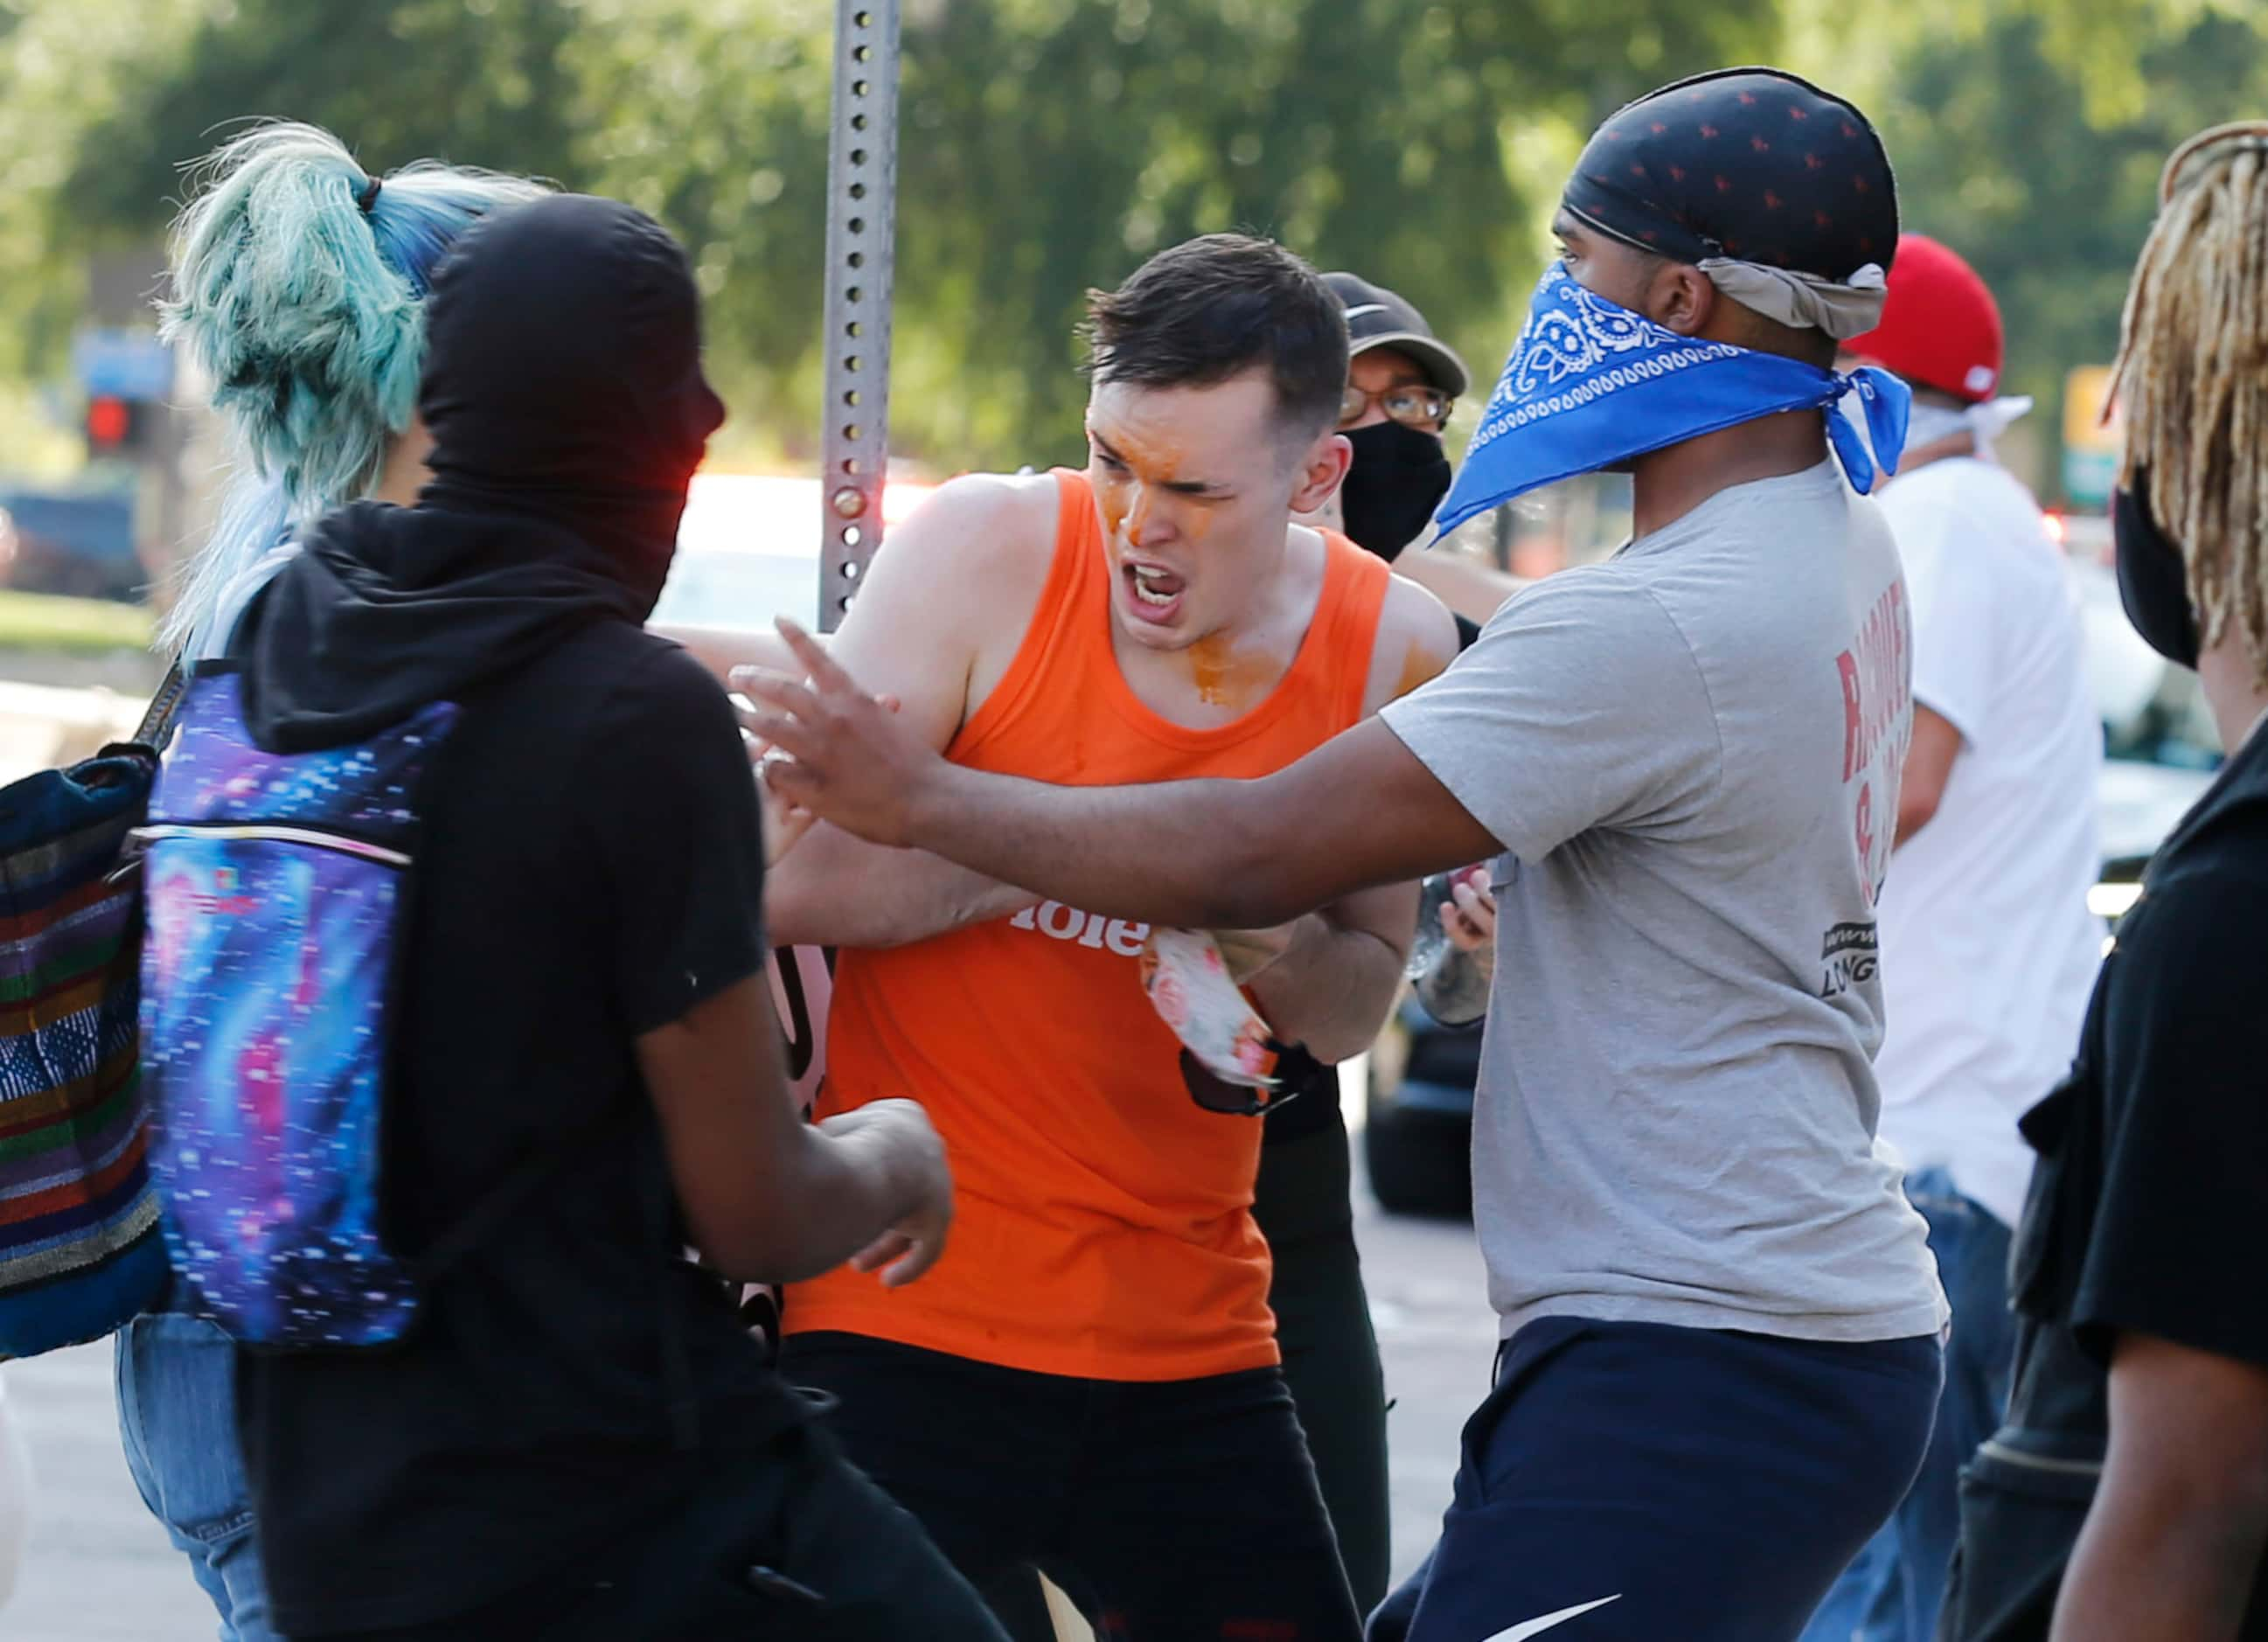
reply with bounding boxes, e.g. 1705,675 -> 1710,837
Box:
1485,1595 -> 1623,1640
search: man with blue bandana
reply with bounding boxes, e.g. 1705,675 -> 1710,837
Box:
738,68 -> 1949,1642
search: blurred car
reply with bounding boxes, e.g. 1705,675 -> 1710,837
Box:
1366,528 -> 2220,1217
650,471 -> 936,632
0,487 -> 141,600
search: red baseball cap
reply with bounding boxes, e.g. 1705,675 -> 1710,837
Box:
1844,234 -> 2004,403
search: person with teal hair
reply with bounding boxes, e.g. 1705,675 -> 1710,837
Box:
119,121 -> 543,1640
157,122 -> 546,658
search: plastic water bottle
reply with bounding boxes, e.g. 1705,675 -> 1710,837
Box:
1403,871 -> 1459,981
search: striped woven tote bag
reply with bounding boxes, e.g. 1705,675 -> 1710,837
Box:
0,671 -> 183,1358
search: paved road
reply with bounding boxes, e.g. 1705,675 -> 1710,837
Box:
4,1079 -> 1494,1639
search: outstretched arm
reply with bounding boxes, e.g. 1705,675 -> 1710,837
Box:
657,617 -> 1030,927
741,475 -> 1059,948
744,621 -> 1500,932
657,622 -> 803,683
765,820 -> 1037,950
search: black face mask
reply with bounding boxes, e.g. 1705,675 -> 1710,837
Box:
1339,421 -> 1452,562
2114,471 -> 2201,670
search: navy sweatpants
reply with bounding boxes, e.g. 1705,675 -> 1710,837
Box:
1373,1317 -> 1942,1642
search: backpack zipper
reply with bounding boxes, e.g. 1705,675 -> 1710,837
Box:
131,823 -> 412,868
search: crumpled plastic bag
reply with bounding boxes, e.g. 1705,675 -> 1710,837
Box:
1139,928 -> 1279,1089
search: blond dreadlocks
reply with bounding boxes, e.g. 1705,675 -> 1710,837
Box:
2110,125 -> 2268,683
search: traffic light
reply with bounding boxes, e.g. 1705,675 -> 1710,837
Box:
84,394 -> 146,457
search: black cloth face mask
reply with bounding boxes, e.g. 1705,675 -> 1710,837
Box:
1339,421 -> 1451,563
2114,471 -> 2201,671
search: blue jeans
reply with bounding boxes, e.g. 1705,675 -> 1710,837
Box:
1799,1167 -> 2015,1642
115,1309 -> 276,1642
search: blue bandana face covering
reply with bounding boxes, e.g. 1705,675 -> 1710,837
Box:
1435,261 -> 1911,536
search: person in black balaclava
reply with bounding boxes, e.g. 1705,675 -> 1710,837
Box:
238,191 -> 727,747
226,194 -> 1006,1641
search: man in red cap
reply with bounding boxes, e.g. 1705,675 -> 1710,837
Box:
1801,235 -> 2107,1642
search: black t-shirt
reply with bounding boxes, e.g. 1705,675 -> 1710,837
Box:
239,623 -> 795,1636
1999,719 -> 2268,1631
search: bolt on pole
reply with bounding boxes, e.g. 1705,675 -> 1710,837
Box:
817,0 -> 899,632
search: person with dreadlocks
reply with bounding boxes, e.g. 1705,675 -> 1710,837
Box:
739,68 -> 1948,1642
1938,122 -> 2268,1642
118,122 -> 545,1641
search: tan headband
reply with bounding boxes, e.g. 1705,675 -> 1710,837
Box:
1698,258 -> 1889,342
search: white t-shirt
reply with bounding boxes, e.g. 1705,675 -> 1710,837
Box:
1872,457 -> 2105,1228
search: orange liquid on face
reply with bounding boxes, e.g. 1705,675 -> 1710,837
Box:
1091,427 -> 1186,549
1091,416 -> 1276,706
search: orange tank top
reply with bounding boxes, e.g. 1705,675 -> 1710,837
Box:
784,470 -> 1392,1381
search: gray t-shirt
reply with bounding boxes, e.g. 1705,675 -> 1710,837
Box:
1382,462 -> 1947,1345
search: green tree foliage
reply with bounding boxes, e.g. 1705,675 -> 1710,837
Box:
29,0 -> 1779,469
1795,0 -> 2268,497
61,0 -> 586,217
0,0 -> 207,377
8,0 -> 2267,484
869,0 -> 1774,464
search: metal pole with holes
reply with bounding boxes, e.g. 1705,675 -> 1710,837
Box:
817,0 -> 899,632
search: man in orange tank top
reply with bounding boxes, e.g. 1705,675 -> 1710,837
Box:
754,235 -> 1456,1640
747,68 -> 1958,1642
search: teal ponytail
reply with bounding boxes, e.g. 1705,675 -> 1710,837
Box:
159,122 -> 546,655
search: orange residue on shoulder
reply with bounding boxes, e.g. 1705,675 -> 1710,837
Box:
1393,638 -> 1449,700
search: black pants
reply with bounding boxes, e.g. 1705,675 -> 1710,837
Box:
1254,1107 -> 1393,1616
347,1416 -> 1010,1641
778,1332 -> 1363,1642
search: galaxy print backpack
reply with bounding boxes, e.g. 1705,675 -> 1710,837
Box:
136,668 -> 458,1348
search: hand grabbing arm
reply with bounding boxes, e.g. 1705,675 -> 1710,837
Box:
744,619 -> 1501,929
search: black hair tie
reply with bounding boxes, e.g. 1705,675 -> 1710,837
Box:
357,176 -> 382,215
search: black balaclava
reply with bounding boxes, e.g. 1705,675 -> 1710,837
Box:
240,194 -> 726,751
1339,422 -> 1451,563
1562,67 -> 1897,276
2114,472 -> 2202,670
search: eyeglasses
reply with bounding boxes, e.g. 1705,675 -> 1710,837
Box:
1339,384 -> 1452,432
1177,1047 -> 1301,1118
